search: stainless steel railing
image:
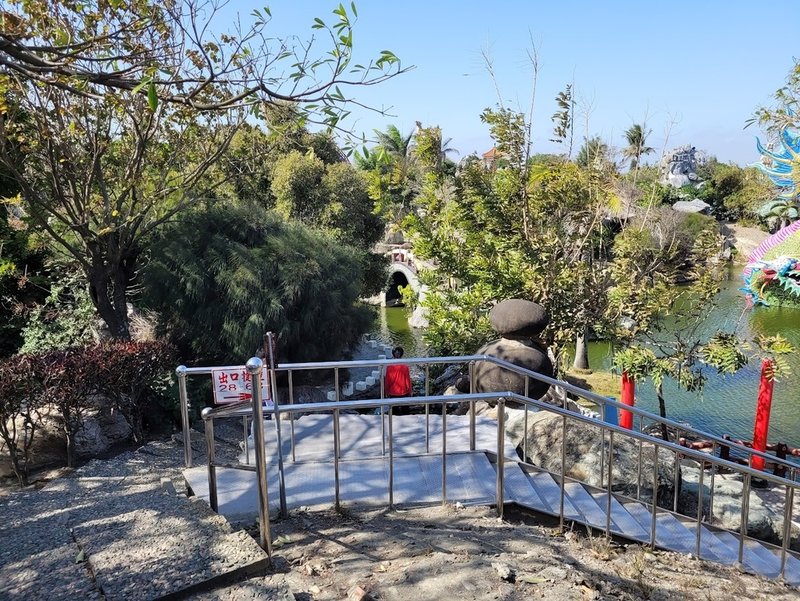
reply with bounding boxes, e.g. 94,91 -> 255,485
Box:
180,354 -> 800,575
179,354 -> 800,479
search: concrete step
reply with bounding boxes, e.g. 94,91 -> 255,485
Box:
622,501 -> 703,557
588,491 -> 650,542
523,471 -> 581,520
563,481 -> 611,530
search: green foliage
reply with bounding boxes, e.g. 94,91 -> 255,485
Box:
701,332 -> 750,375
576,136 -> 613,170
0,217 -> 49,356
696,163 -> 773,222
271,149 -> 382,249
622,123 -> 654,172
20,266 -> 96,354
142,203 -> 374,365
406,108 -> 616,360
550,84 -> 575,156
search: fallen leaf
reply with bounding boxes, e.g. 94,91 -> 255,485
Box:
517,574 -> 547,584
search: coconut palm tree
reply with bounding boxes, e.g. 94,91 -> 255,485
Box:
622,123 -> 655,171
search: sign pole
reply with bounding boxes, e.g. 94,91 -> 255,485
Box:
266,332 -> 288,517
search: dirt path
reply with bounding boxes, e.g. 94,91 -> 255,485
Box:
190,504 -> 797,601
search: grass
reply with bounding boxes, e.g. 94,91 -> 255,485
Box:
563,369 -> 621,405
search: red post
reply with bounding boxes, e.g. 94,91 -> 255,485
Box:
620,370 -> 635,430
751,359 -> 775,471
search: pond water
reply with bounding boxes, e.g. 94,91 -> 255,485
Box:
368,268 -> 800,449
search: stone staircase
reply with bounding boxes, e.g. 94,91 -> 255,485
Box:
502,461 -> 800,585
0,442 -> 269,601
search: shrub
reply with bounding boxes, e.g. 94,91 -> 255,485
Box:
95,340 -> 176,442
0,354 -> 44,485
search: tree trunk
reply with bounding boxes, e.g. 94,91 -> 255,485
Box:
88,263 -> 132,340
657,384 -> 669,442
572,328 -> 590,371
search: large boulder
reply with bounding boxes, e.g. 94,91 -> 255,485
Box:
473,338 -> 553,402
489,299 -> 549,338
514,411 -> 679,507
681,465 -> 800,550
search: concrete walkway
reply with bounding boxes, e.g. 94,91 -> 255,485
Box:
184,414 -> 515,522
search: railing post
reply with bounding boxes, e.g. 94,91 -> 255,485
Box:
738,473 -> 752,566
243,415 -> 249,465
650,447 -> 658,549
334,407 -> 341,511
379,366 -> 386,456
425,364 -> 430,454
266,332 -> 288,518
389,406 -> 394,508
708,442 -> 716,522
247,357 -> 273,562
469,362 -> 476,451
202,408 -> 217,513
496,397 -> 505,519
560,415 -> 567,532
606,430 -> 613,538
780,483 -> 795,581
695,462 -> 705,558
177,365 -> 192,468
523,376 -> 529,461
441,400 -> 447,506
288,369 -> 297,463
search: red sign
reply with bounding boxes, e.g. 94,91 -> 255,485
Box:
211,368 -> 273,407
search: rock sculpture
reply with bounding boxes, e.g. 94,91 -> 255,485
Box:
471,299 -> 554,404
660,144 -> 706,188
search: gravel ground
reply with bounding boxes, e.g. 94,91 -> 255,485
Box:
2,420 -> 799,601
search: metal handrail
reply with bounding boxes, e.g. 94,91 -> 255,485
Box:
180,354 -> 800,475
199,385 -> 800,578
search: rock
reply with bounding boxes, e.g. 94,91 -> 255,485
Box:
489,299 -> 549,338
672,199 -> 711,214
681,465 -> 800,550
346,585 -> 369,601
521,412 -> 679,507
492,562 -> 515,581
472,338 -> 553,402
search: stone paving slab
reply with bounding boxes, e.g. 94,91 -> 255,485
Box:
74,512 -> 268,601
1,441 -> 268,601
0,543 -> 102,601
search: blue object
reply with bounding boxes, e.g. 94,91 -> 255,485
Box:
604,398 -> 618,426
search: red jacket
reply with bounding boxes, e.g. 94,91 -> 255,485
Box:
386,364 -> 412,397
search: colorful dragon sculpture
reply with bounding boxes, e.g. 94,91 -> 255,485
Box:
743,120 -> 800,306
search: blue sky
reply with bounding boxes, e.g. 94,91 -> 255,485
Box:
228,1 -> 795,166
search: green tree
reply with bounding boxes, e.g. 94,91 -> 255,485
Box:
0,2 -> 406,340
576,136 -> 614,171
622,123 -> 654,172
142,203 -> 375,365
0,81 -> 242,339
406,109 -> 616,364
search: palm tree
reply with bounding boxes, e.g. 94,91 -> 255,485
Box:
374,124 -> 414,162
622,123 -> 655,172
